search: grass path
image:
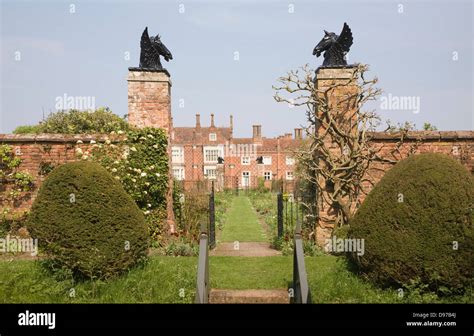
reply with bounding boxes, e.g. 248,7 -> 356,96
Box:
219,195 -> 267,242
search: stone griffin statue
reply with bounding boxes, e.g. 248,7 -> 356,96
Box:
313,22 -> 353,67
139,27 -> 173,70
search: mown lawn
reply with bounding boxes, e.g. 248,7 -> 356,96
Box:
0,256 -> 197,303
218,195 -> 267,242
210,256 -> 291,289
1,255 -> 470,303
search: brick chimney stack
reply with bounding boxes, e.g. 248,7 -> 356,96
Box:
294,128 -> 303,140
195,114 -> 201,129
252,125 -> 262,142
210,113 -> 215,127
230,115 -> 234,138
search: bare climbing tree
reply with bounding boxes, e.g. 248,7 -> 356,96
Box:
273,64 -> 419,230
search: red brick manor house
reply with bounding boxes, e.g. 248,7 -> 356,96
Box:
171,113 -> 303,190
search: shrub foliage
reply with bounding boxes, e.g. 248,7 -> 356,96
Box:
13,107 -> 129,134
85,128 -> 169,239
28,161 -> 148,279
349,153 -> 473,293
0,145 -> 34,212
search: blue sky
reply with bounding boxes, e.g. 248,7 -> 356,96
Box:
1,0 -> 472,137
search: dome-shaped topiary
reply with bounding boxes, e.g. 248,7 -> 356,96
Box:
28,161 -> 148,279
349,153 -> 473,293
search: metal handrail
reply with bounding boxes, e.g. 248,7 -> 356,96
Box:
293,220 -> 312,303
195,222 -> 210,303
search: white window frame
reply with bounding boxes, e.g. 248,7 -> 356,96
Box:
262,156 -> 272,165
172,167 -> 185,181
241,171 -> 250,187
263,171 -> 272,181
204,166 -> 217,180
286,156 -> 295,165
286,171 -> 294,180
203,146 -> 222,164
241,156 -> 250,165
209,133 -> 217,141
171,146 -> 184,164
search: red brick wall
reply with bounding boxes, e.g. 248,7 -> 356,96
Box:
0,134 -> 120,214
315,130 -> 474,245
3,131 -> 473,231
362,131 -> 474,200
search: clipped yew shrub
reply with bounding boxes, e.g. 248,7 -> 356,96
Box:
28,161 -> 148,279
349,153 -> 473,293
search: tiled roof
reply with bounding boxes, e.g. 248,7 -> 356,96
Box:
173,127 -> 232,144
171,126 -> 305,151
172,127 -> 195,144
260,137 -> 303,152
232,138 -> 253,144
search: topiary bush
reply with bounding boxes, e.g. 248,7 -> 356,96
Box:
349,153 -> 473,293
28,161 -> 148,279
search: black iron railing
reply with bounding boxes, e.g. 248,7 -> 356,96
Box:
175,177 -> 300,193
209,182 -> 216,249
277,192 -> 283,238
195,222 -> 210,303
292,220 -> 312,303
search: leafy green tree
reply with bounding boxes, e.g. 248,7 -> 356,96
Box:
12,125 -> 41,134
423,122 -> 438,131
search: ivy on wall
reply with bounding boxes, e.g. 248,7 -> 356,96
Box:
5,108 -> 173,241
0,145 -> 35,202
0,145 -> 34,223
79,128 -> 170,240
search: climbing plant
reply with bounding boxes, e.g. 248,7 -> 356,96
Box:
0,145 -> 34,235
273,64 -> 420,230
79,128 -> 169,239
0,144 -> 35,208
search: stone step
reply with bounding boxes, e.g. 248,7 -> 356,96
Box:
210,242 -> 282,257
209,289 -> 289,304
